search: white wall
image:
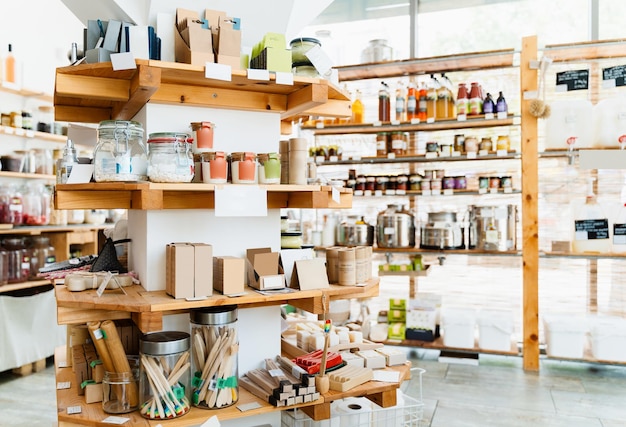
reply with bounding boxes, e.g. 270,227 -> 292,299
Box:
0,0 -> 84,92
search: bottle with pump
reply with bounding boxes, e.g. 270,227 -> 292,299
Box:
57,139 -> 78,184
394,81 -> 406,122
406,82 -> 417,120
351,89 -> 364,124
426,74 -> 440,121
378,81 -> 390,122
571,178 -> 611,253
4,44 -> 15,83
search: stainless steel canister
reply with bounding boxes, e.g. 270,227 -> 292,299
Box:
376,203 -> 416,248
468,204 -> 517,251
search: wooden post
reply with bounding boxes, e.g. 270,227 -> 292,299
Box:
520,35 -> 540,371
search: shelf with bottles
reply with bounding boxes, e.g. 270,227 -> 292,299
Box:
0,124 -> 67,144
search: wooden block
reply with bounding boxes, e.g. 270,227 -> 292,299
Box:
84,382 -> 103,404
12,363 -> 33,376
32,358 -> 47,373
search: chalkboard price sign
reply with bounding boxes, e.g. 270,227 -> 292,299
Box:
556,69 -> 589,91
603,65 -> 626,87
614,223 -> 626,245
575,219 -> 609,240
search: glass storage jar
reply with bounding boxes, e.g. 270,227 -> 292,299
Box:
147,132 -> 194,183
139,331 -> 191,420
103,357 -> 139,414
94,120 -> 147,182
289,37 -> 321,65
257,152 -> 281,184
230,152 -> 257,184
4,237 -> 29,283
0,247 -> 8,285
29,235 -> 56,279
22,183 -> 51,226
190,306 -> 239,410
201,151 -> 228,184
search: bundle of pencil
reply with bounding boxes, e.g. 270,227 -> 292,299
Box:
239,356 -> 320,407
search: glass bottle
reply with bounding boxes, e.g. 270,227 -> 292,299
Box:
4,237 -> 29,283
394,80 -> 406,122
57,138 -> 78,184
456,83 -> 469,116
496,91 -> 508,114
417,82 -> 428,121
378,81 -> 390,122
4,44 -> 15,84
29,236 -> 56,280
483,93 -> 496,114
8,184 -> 23,226
406,82 -> 417,120
468,82 -> 482,116
351,89 -> 364,124
426,74 -> 439,121
437,73 -> 455,120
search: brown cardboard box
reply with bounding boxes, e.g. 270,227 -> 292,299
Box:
204,9 -> 226,37
213,256 -> 245,296
217,16 -> 241,56
66,324 -> 91,368
84,383 -> 103,404
166,243 -> 213,299
246,248 -> 286,290
290,258 -> 330,291
175,8 -> 214,66
217,54 -> 242,70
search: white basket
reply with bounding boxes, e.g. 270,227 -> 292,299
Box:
282,366 -> 425,427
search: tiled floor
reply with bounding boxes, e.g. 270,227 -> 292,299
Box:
2,350 -> 626,427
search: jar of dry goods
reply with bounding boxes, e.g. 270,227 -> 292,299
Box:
147,132 -> 194,183
94,120 -> 147,182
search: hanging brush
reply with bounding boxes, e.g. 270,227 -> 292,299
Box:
530,56 -> 553,118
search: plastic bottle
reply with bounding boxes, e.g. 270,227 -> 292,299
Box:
417,82 -> 428,121
406,82 -> 417,120
394,81 -> 406,122
496,91 -> 508,114
378,81 -> 390,122
351,89 -> 364,123
57,139 -> 78,184
456,83 -> 469,116
4,44 -> 15,83
571,178 -> 611,254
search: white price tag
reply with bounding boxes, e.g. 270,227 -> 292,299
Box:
315,155 -> 325,163
489,188 -> 499,194
57,381 -> 71,390
373,121 -> 382,127
555,84 -> 568,93
387,152 -> 396,159
385,190 -> 395,196
215,185 -> 267,217
205,62 -> 232,81
331,186 -> 341,204
497,111 -> 508,120
275,71 -> 294,85
25,130 -> 35,138
352,155 -> 361,161
426,117 -> 435,124
66,406 -> 82,415
425,152 -> 438,159
14,128 -> 25,136
485,229 -> 499,243
452,151 -> 461,157
247,68 -> 270,81
603,79 -> 617,89
395,189 -> 406,195
457,114 -> 467,122
478,188 -> 487,194
504,187 -> 513,194
102,416 -> 130,424
410,118 -> 420,124
422,189 -> 431,196
96,271 -> 114,297
374,190 -> 382,197
4,127 -> 15,135
466,151 -> 477,159
315,122 -> 324,129
479,150 -> 489,156
443,189 -> 453,196
269,368 -> 285,377
496,149 -> 508,157
431,189 -> 441,196
391,120 -> 400,125
110,52 -> 136,71
484,113 -> 495,120
93,328 -> 104,340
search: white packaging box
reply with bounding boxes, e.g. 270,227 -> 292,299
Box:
543,314 -> 588,359
477,308 -> 514,352
589,316 -> 626,362
441,306 -> 476,348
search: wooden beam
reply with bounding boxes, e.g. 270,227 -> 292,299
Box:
57,306 -> 131,325
300,402 -> 330,421
55,73 -> 129,101
112,64 -> 161,120
55,189 -> 133,210
151,82 -> 287,112
282,83 -> 328,119
366,389 -> 397,408
520,35 -> 540,372
131,312 -> 163,333
300,99 -> 352,118
53,105 -> 110,123
130,188 -> 163,210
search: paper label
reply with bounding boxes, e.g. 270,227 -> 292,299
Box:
268,368 -> 284,377
484,113 -> 495,120
457,114 -> 467,122
215,185 -> 267,217
66,406 -> 82,415
57,381 -> 71,390
575,219 -> 609,240
111,52 -> 136,71
247,68 -> 270,81
331,187 -> 340,204
205,62 -> 232,81
387,152 -> 396,159
466,152 -> 477,159
102,416 -> 130,424
96,272 -> 114,297
425,152 -> 438,159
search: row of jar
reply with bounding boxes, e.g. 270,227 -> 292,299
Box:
0,236 -> 56,284
1,148 -> 58,175
0,105 -> 67,135
427,134 -> 512,155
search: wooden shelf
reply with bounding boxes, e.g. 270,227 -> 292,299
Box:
53,60 -> 351,124
0,170 -> 55,181
381,336 -> 521,357
0,223 -> 109,236
0,81 -> 53,102
55,278 -> 380,333
350,189 -> 521,197
378,264 -> 431,277
303,115 -> 518,135
316,151 -> 521,165
373,247 -> 521,257
54,182 -> 353,210
0,279 -> 51,294
541,251 -> 626,259
55,346 -> 409,426
335,48 -> 517,82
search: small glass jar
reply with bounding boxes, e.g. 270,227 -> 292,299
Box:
139,331 -> 191,420
375,176 -> 388,193
430,178 -> 442,191
281,232 -> 303,249
465,136 -> 479,153
376,133 -> 388,156
201,151 -> 228,184
480,137 -> 493,152
292,62 -> 321,78
391,132 -> 404,155
425,141 -> 439,153
21,110 -> 33,130
190,306 -> 239,410
147,133 -> 194,183
356,175 -> 366,193
442,176 -> 455,190
34,149 -> 54,175
29,236 -> 56,279
489,176 -> 501,189
439,143 -> 453,156
501,176 -> 513,189
103,357 -> 139,414
190,121 -> 215,153
230,152 -> 257,184
290,38 -> 321,64
454,134 -> 465,153
257,153 -> 281,184
94,120 -> 147,182
454,176 -> 467,190
396,175 -> 408,192
4,237 -> 29,283
497,135 -> 510,151
478,176 -> 490,190
22,183 -> 50,226
365,176 -> 376,194
409,174 -> 421,191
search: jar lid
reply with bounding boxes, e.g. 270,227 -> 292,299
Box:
281,232 -> 303,237
140,331 -> 190,355
190,305 -> 238,325
98,120 -> 144,131
148,132 -> 191,143
290,37 -> 321,47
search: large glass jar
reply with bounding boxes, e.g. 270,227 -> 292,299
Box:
4,237 -> 29,283
29,236 -> 56,279
190,306 -> 238,410
147,133 -> 194,183
139,331 -> 191,420
22,183 -> 51,226
0,184 -> 24,226
94,120 -> 147,182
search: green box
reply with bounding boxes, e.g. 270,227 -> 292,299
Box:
387,309 -> 406,323
389,298 -> 407,311
388,322 -> 406,340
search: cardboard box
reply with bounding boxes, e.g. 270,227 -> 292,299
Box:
387,322 -> 406,341
387,309 -> 406,323
290,258 -> 329,291
389,298 -> 407,311
166,242 -> 213,299
217,54 -> 242,70
250,47 -> 291,73
175,8 -> 214,66
246,248 -> 285,290
213,256 -> 245,296
216,16 -> 241,56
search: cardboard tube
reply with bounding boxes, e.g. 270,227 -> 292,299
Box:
87,321 -> 116,374
100,320 -> 138,407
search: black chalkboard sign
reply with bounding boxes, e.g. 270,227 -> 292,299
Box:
575,219 -> 609,240
603,65 -> 626,87
556,69 -> 589,91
